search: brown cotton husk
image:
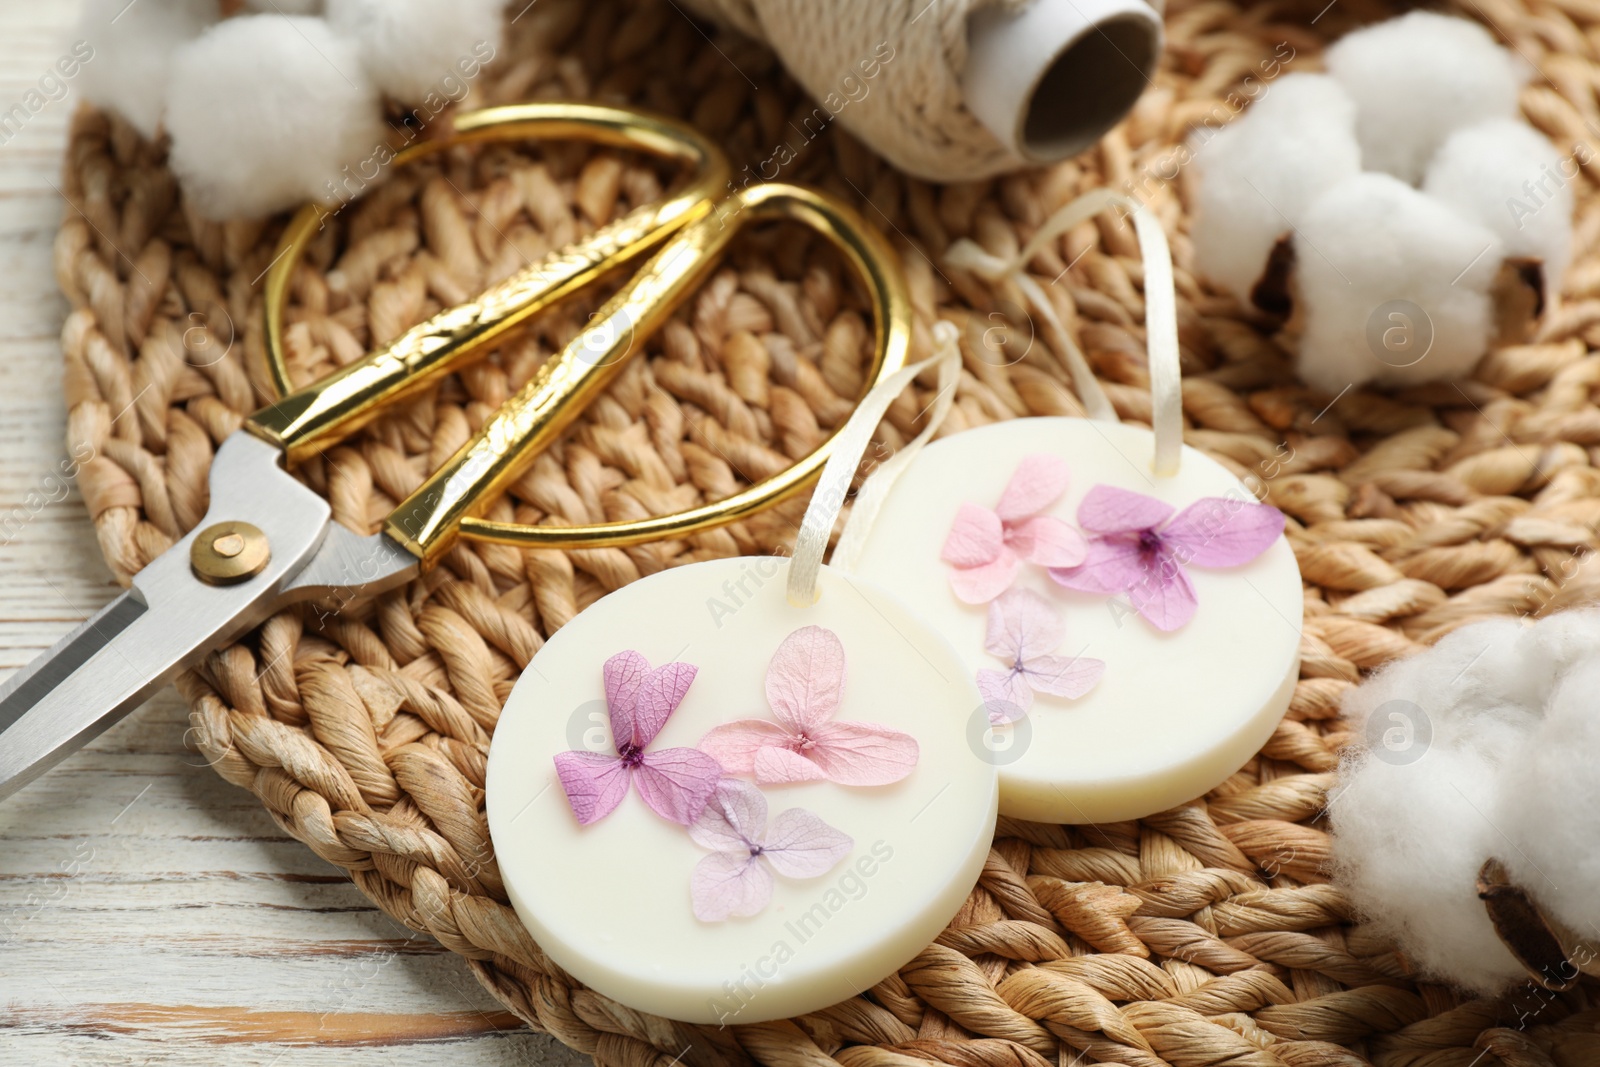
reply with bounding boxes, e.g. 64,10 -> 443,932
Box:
1491,257 -> 1546,344
1478,857 -> 1600,990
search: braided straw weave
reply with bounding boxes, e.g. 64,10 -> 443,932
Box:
51,0 -> 1600,1062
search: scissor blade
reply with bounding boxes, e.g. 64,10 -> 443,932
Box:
0,592 -> 147,735
0,433 -> 337,800
0,589 -> 165,797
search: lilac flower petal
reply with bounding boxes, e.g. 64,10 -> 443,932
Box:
762,808 -> 854,878
1009,516 -> 1087,568
1126,553 -> 1199,631
601,650 -> 648,751
553,750 -> 631,825
764,625 -> 846,734
1022,653 -> 1106,700
632,661 -> 698,746
1077,484 -> 1175,535
691,850 -> 773,921
1162,497 -> 1286,568
1049,536 -> 1146,595
689,778 -> 767,852
751,745 -> 829,784
994,454 -> 1071,522
976,669 -> 1032,723
806,721 -> 919,786
634,747 -> 723,824
984,588 -> 1067,662
698,719 -> 793,775
942,503 -> 1004,567
948,550 -> 1020,604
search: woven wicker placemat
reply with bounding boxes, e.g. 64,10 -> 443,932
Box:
51,0 -> 1600,1063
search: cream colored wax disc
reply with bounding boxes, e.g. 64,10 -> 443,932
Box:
486,557 -> 998,1025
850,417 -> 1302,824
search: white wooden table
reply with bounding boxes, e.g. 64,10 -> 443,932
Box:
0,4 -> 591,1063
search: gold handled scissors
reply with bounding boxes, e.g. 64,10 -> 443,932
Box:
0,102 -> 911,800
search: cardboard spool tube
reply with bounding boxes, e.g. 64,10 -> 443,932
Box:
963,0 -> 1164,165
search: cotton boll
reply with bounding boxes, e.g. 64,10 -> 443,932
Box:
1423,119 -> 1574,293
244,0 -> 322,10
165,15 -> 388,219
326,0 -> 503,105
1189,74 -> 1363,305
1330,744 -> 1526,995
1294,173 -> 1502,391
1325,12 -> 1525,184
75,0 -> 220,139
1330,608 -> 1600,992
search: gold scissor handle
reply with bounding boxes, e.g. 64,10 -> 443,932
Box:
249,103 -> 729,464
252,103 -> 911,567
387,182 -> 911,561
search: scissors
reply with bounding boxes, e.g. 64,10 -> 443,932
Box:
0,102 -> 911,800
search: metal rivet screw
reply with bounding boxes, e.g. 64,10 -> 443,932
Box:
190,521 -> 271,585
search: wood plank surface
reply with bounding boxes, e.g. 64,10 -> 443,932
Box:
0,4 -> 592,1063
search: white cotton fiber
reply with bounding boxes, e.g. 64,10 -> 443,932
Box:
1189,74 -> 1363,305
1293,172 -> 1502,391
1339,617 -> 1543,756
1424,119 -> 1574,293
1330,744 -> 1527,995
326,0 -> 503,104
165,15 -> 388,219
1331,608 -> 1600,993
1324,12 -> 1526,184
75,0 -> 219,139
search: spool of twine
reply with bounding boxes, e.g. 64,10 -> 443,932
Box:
678,0 -> 1163,180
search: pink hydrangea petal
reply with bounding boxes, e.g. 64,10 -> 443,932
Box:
764,625 -> 846,733
1162,497 -> 1286,568
984,587 -> 1067,662
634,747 -> 722,824
689,778 -> 767,852
941,504 -> 1004,567
1048,536 -> 1146,595
806,721 -> 919,785
752,745 -> 829,784
995,454 -> 1071,522
1126,553 -> 1199,631
553,750 -> 631,825
698,719 -> 793,775
1077,484 -> 1175,535
1008,516 -> 1087,568
1021,653 -> 1106,699
948,549 -> 1020,604
630,661 -> 697,746
601,650 -> 648,750
976,668 -> 1032,723
762,808 -> 853,878
692,850 -> 773,921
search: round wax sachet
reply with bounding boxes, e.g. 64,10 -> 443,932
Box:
849,417 -> 1303,824
486,556 -> 998,1025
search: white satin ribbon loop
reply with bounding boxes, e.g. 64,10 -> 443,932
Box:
1128,202 -> 1182,477
943,189 -> 1183,476
787,322 -> 963,608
